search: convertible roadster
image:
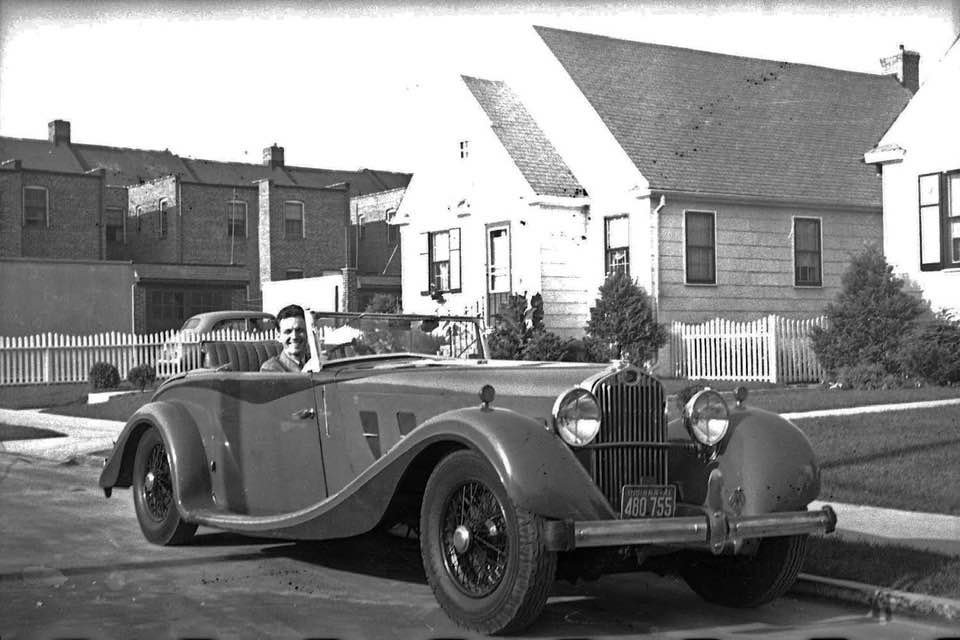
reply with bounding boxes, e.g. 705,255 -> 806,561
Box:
100,311 -> 836,634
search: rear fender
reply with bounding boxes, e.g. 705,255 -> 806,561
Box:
98,401 -> 212,518
409,406 -> 614,521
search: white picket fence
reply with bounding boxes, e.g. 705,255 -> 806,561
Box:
668,315 -> 827,384
0,329 -> 278,386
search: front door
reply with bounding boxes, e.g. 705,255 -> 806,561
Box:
486,223 -> 511,322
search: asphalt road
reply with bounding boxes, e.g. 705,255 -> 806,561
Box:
0,453 -> 955,640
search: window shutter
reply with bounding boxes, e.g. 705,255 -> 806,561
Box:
919,173 -> 942,271
450,228 -> 461,290
420,232 -> 431,294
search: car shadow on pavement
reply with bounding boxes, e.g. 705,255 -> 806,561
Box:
260,530 -> 428,585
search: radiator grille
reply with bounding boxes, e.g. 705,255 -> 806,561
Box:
589,370 -> 668,509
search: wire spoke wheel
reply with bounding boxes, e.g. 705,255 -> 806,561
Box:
142,442 -> 173,522
132,428 -> 197,546
420,450 -> 557,634
441,480 -> 508,597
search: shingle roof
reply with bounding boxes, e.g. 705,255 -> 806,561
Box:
461,75 -> 584,198
0,135 -> 409,196
535,26 -> 912,207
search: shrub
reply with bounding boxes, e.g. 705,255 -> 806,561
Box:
810,245 -> 926,377
127,364 -> 157,392
88,361 -> 120,390
584,272 -> 666,367
487,293 -> 572,361
365,293 -> 400,313
896,314 -> 960,385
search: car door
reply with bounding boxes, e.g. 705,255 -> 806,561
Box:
209,372 -> 329,515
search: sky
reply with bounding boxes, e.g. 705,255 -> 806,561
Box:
0,0 -> 958,174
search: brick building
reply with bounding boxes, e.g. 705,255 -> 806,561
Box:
0,121 -> 409,333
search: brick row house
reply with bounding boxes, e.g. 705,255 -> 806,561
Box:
398,27 -> 915,337
0,120 -> 408,334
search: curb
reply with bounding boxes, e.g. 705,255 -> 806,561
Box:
792,573 -> 960,624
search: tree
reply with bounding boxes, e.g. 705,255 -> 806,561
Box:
584,272 -> 666,366
810,245 -> 926,376
487,293 -> 572,361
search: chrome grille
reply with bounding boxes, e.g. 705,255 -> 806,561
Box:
589,370 -> 668,509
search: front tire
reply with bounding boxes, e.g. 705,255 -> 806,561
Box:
132,428 -> 197,546
681,534 -> 807,607
420,450 -> 556,635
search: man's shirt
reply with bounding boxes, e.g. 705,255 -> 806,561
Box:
260,350 -> 307,372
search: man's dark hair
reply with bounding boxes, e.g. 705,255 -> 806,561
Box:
276,304 -> 305,322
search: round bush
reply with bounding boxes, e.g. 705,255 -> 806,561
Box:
127,363 -> 157,391
896,317 -> 960,386
88,361 -> 120,390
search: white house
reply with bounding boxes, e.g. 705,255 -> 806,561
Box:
398,26 -> 915,336
864,38 -> 960,316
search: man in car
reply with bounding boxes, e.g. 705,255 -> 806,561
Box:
261,304 -> 311,372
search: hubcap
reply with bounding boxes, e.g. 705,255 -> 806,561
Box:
440,480 -> 508,598
144,471 -> 156,492
452,525 -> 471,553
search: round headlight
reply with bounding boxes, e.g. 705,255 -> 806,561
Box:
684,389 -> 730,446
552,388 -> 601,447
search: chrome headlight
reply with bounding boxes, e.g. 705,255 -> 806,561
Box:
684,389 -> 730,446
552,387 -> 601,447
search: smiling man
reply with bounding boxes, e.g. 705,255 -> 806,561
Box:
260,304 -> 311,372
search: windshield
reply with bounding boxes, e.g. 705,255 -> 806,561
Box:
311,313 -> 485,363
180,318 -> 201,331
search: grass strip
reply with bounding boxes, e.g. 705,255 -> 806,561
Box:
804,536 -> 960,601
0,423 -> 67,442
795,405 -> 960,514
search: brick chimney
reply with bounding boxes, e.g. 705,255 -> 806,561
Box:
48,119 -> 71,145
263,143 -> 284,168
880,44 -> 920,93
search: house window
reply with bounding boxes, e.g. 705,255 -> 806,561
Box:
459,140 -> 469,160
227,201 -> 247,238
604,215 -> 629,277
284,201 -> 304,238
285,269 -> 304,280
387,223 -> 399,244
685,211 -> 716,284
918,171 -> 960,270
487,225 -> 511,293
428,228 -> 461,292
158,199 -> 169,238
23,187 -> 48,227
794,217 -> 822,287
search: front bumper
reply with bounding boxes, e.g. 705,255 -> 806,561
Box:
544,505 -> 836,553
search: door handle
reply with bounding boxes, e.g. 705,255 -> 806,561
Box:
292,408 -> 316,420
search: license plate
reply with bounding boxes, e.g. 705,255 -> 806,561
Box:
620,485 -> 677,519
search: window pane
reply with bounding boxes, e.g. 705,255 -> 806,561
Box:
949,174 -> 960,218
795,219 -> 820,251
606,216 -> 628,248
686,212 -> 714,247
952,221 -> 960,264
432,231 -> 449,261
919,174 -> 940,206
284,202 -> 303,237
433,261 -> 449,290
920,205 -> 942,265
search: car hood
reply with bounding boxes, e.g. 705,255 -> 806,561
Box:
333,358 -> 621,418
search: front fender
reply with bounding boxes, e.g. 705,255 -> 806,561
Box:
98,401 -> 212,517
410,406 -> 615,521
670,406 -> 820,515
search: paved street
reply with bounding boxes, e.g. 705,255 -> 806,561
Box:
1,453 -> 955,639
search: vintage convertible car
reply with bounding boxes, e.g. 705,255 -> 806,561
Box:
100,311 -> 836,634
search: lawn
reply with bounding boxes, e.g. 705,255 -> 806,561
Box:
803,536 -> 960,600
795,405 -> 960,514
41,391 -> 155,422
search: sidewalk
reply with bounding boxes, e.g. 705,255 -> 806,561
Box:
0,407 -> 123,461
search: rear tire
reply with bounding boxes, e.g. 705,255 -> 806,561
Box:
132,428 -> 197,546
681,534 -> 807,607
420,450 -> 556,634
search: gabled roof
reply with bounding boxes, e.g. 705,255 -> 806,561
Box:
536,26 -> 912,208
0,135 -> 409,196
461,75 -> 584,198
